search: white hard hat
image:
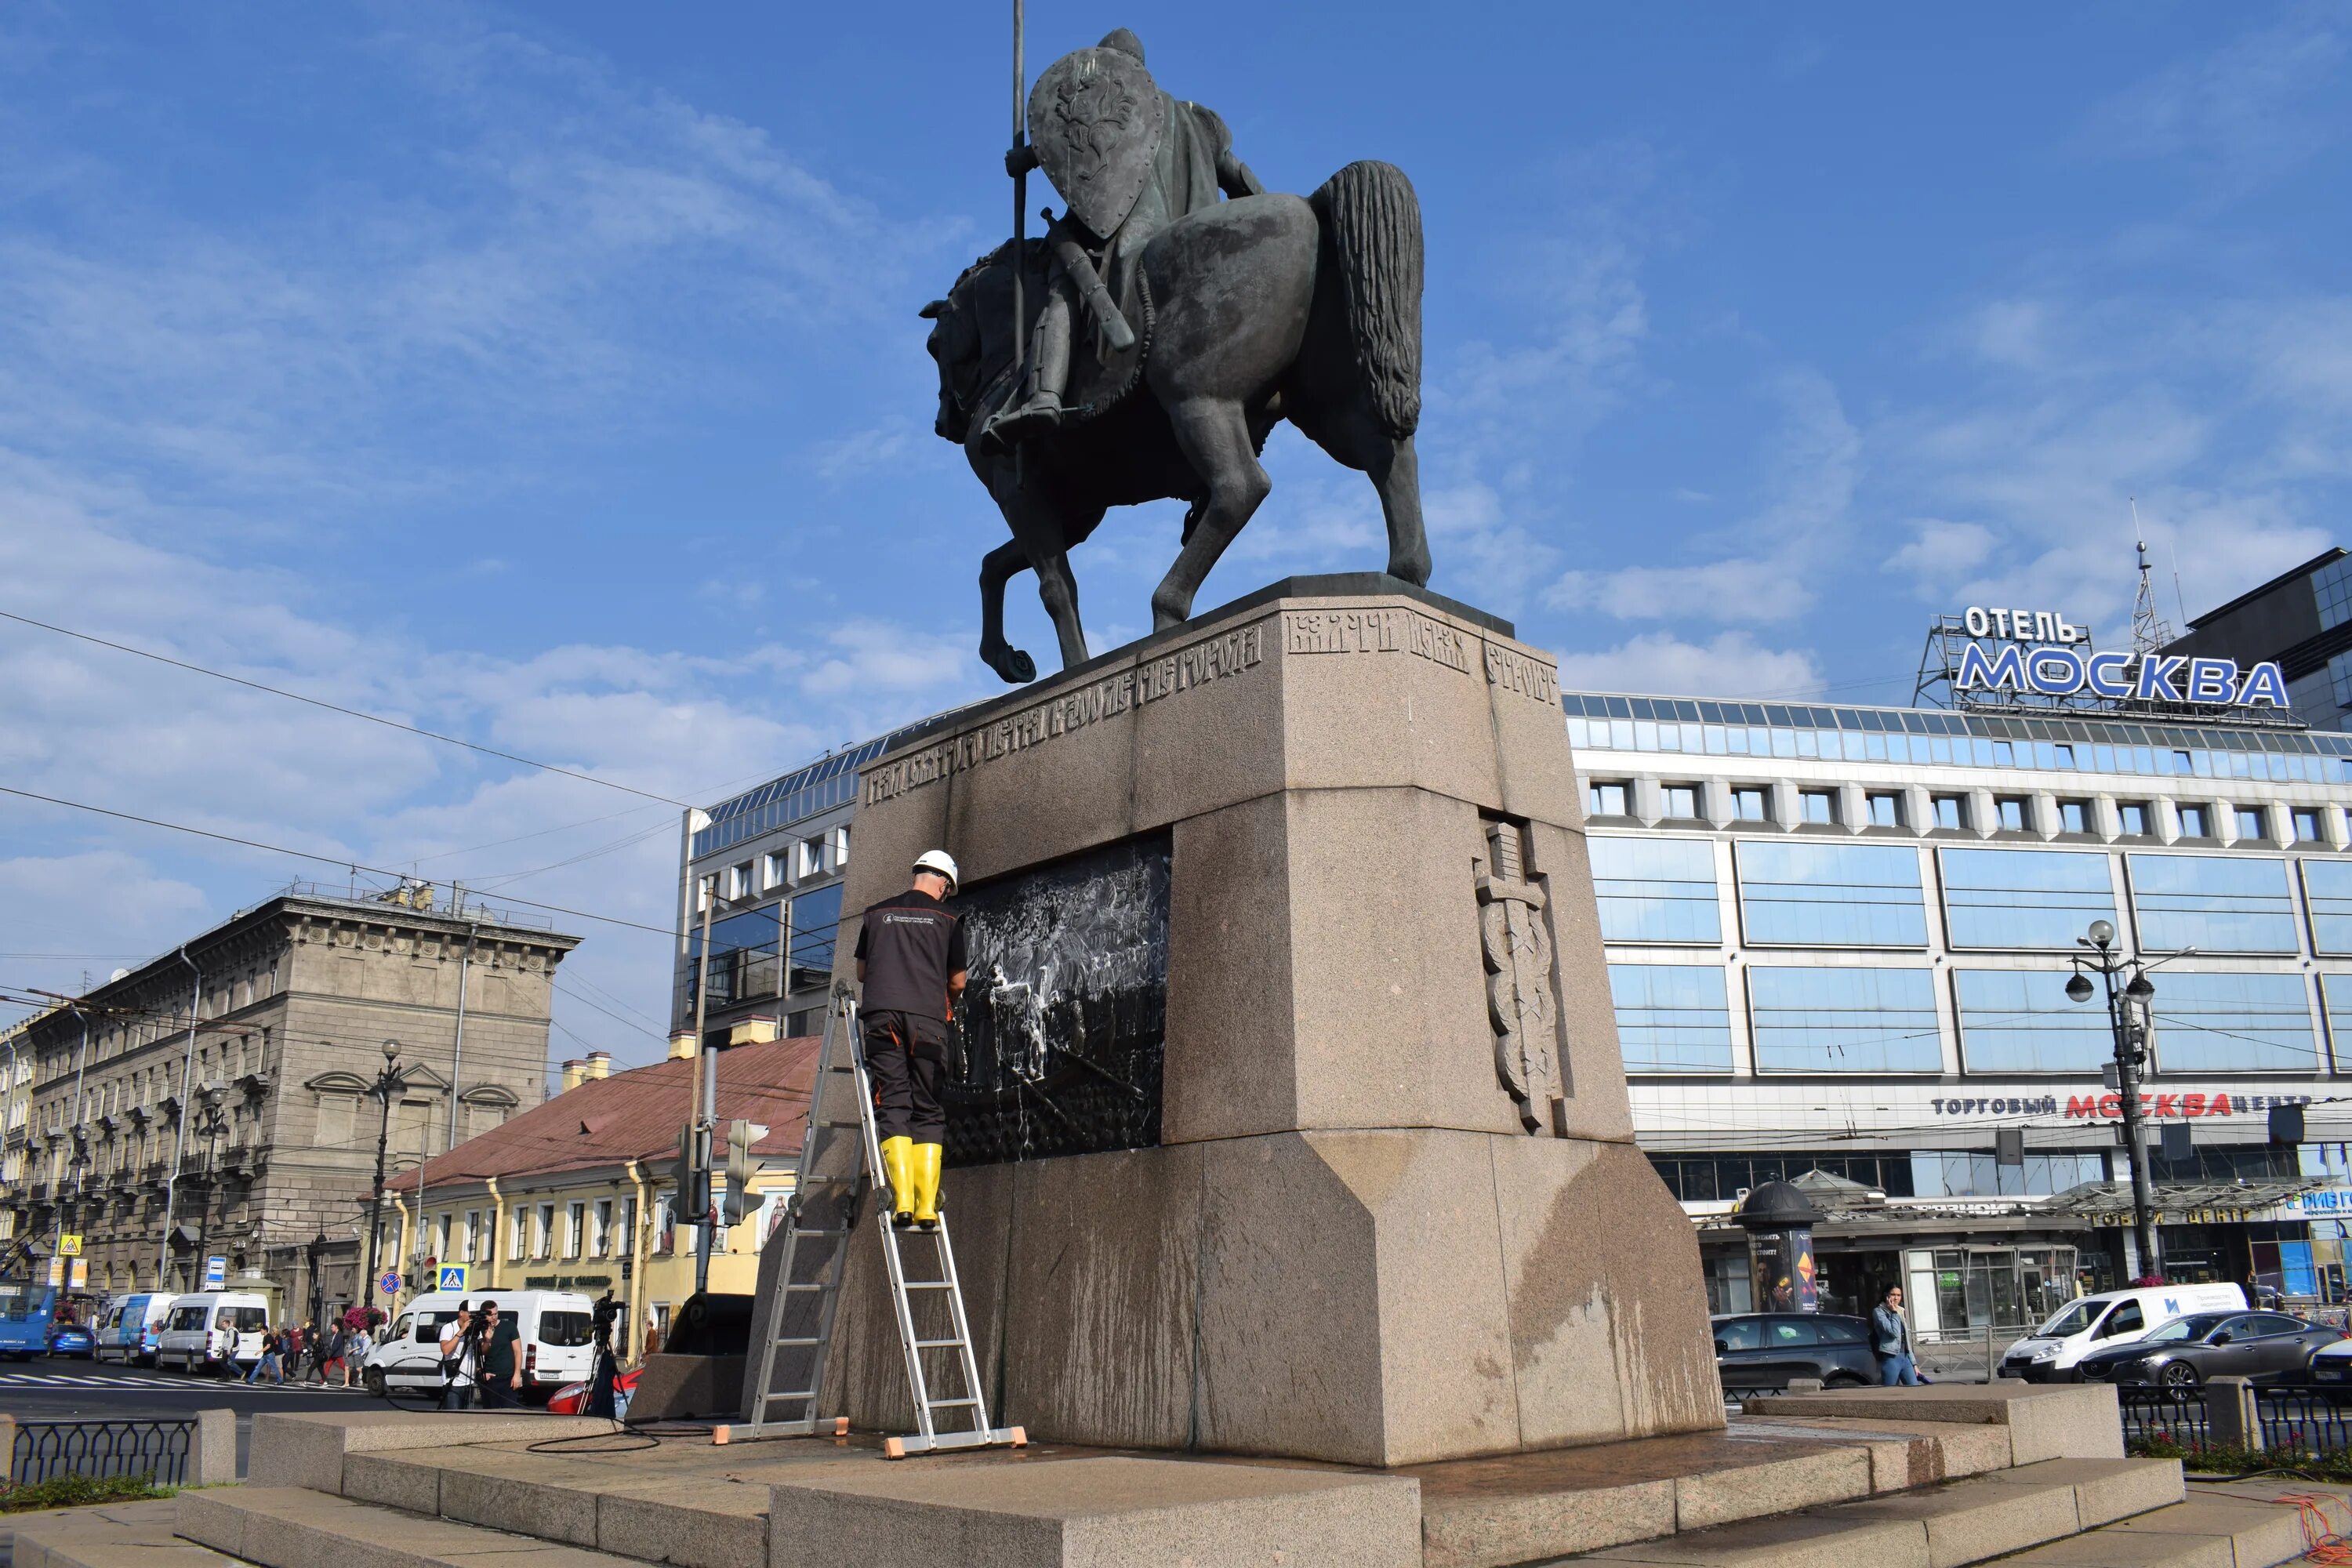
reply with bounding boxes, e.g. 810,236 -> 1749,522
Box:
913,849 -> 960,892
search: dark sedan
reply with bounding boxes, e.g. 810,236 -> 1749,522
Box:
1713,1312 -> 1880,1390
2074,1311 -> 2343,1388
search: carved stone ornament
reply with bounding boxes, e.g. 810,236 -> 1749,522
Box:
1477,819 -> 1567,1135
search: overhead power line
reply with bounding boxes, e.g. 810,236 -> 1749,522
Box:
0,785 -> 674,938
0,608 -> 688,808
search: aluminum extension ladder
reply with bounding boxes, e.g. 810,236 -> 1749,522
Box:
746,982 -> 1023,1457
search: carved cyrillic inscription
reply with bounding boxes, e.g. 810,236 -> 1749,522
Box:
1282,607 -> 1476,674
864,623 -> 1265,804
1477,818 -> 1568,1137
1483,644 -> 1558,705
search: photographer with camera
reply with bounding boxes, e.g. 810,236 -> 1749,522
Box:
435,1299 -> 485,1411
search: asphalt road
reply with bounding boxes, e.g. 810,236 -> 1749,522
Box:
2,1356 -> 398,1479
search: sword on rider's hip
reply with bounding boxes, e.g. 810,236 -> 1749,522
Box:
1047,223 -> 1137,356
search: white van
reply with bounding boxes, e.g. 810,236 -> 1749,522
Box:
362,1290 -> 597,1401
154,1291 -> 274,1375
93,1294 -> 175,1365
1999,1283 -> 2249,1381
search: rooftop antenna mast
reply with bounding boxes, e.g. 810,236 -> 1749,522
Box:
2128,500 -> 2175,659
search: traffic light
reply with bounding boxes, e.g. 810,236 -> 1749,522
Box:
722,1119 -> 770,1225
672,1123 -> 711,1225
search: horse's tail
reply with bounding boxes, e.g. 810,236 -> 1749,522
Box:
1312,160 -> 1424,440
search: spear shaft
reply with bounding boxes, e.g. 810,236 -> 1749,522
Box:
1010,0 -> 1026,385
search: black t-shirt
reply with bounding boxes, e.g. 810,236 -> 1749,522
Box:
481,1319 -> 521,1379
854,887 -> 967,1021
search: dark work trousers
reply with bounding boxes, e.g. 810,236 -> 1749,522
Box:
479,1378 -> 520,1409
866,1010 -> 949,1143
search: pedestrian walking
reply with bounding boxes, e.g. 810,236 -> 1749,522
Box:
1873,1284 -> 1921,1386
244,1326 -> 286,1385
474,1300 -> 524,1409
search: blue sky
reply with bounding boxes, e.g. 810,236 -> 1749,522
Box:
5,2 -> 2350,1065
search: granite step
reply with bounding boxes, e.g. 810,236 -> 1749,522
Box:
9,1497 -> 240,1568
1568,1457 -> 2183,1567
1994,1479 -> 2352,1568
173,1486 -> 651,1568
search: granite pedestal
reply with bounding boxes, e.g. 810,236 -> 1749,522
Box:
745,577 -> 1722,1467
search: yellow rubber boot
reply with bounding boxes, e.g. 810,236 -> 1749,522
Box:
880,1136 -> 916,1228
912,1142 -> 943,1230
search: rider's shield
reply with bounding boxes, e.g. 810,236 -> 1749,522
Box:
1027,46 -> 1166,238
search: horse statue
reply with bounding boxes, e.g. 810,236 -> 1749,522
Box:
922,159 -> 1432,684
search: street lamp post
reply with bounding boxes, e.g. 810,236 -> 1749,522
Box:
688,880 -> 720,1297
307,1230 -> 328,1330
363,1041 -> 405,1318
2068,920 -> 2162,1281
191,1085 -> 227,1291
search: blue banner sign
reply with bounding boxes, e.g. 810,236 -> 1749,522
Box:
1958,641 -> 2288,707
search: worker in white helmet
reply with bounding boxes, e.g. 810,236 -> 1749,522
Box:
852,850 -> 965,1229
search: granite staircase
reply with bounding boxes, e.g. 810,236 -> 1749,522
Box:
13,1387 -> 2349,1568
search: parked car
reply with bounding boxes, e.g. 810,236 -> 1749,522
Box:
2296,1334 -> 2352,1388
2074,1311 -> 2342,1388
1712,1312 -> 1880,1389
546,1364 -> 637,1417
1998,1283 -> 2248,1382
44,1322 -> 95,1359
361,1290 -> 597,1402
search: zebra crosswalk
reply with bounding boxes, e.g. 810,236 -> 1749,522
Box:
0,1367 -> 364,1391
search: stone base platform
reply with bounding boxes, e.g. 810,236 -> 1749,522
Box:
24,1384 -> 2336,1568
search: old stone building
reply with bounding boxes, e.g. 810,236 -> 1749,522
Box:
8,884 -> 579,1316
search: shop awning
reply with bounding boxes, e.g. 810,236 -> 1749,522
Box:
2038,1178 -> 2322,1223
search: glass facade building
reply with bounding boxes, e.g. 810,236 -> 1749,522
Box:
1573,685 -> 2352,1319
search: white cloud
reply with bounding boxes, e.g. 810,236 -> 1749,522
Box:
1555,631 -> 1823,701
1884,520 -> 1998,593
811,419 -> 920,485
799,621 -> 975,700
1548,557 -> 1812,623
2074,11 -> 2347,178
1542,368 -> 1857,627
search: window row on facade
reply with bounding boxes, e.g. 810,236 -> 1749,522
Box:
1646,1141 -> 2310,1203
1608,959 -> 2350,1076
712,825 -> 849,905
683,882 -> 845,1012
1586,775 -> 2341,848
1563,703 -> 2352,785
1591,837 -> 2352,957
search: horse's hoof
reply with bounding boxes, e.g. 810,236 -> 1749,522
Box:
985,648 -> 1037,684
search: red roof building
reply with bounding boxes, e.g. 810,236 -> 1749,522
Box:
377,1036 -> 817,1352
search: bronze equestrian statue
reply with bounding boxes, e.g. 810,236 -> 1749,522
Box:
922,27 -> 1431,685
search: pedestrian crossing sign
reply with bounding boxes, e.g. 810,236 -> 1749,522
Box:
437,1265 -> 469,1292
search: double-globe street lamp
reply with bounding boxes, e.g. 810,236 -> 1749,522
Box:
362,1040 -> 406,1319
189,1084 -> 229,1291
2066,920 -> 2161,1281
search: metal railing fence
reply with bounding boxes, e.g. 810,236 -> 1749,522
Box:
9,1418 -> 192,1486
2255,1385 -> 2352,1455
2118,1385 -> 2209,1447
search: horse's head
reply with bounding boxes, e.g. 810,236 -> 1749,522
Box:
920,289 -> 980,445
921,243 -> 1033,446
